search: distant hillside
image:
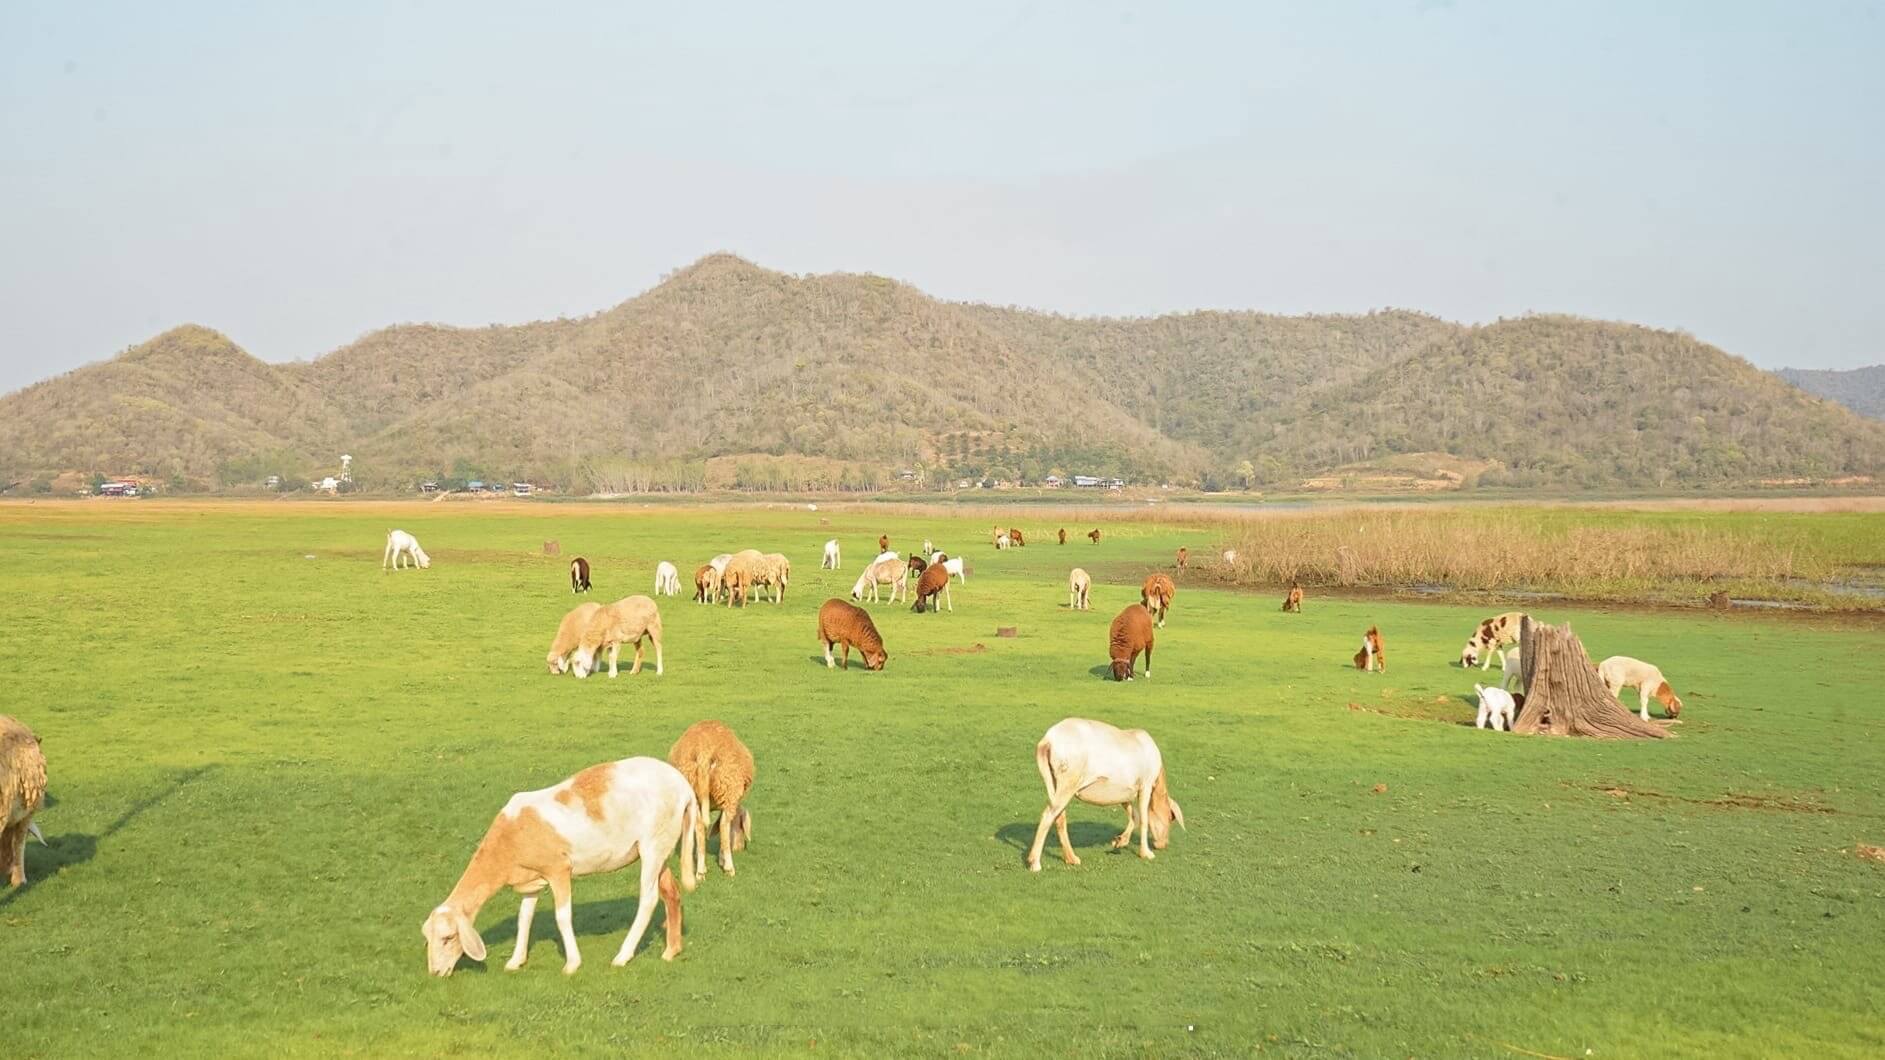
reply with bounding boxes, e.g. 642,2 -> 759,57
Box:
1777,365 -> 1885,421
2,255 -> 1882,492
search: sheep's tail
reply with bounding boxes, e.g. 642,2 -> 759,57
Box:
1034,738 -> 1056,799
678,792 -> 699,893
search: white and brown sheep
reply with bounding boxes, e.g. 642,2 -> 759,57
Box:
1108,605 -> 1155,681
547,602 -> 604,674
1460,611 -> 1529,670
1068,567 -> 1092,611
1354,626 -> 1385,672
2,715 -> 49,887
421,757 -> 698,976
818,598 -> 888,670
1281,585 -> 1303,613
1597,656 -> 1685,720
912,561 -> 953,613
693,563 -> 721,605
654,561 -> 681,597
850,556 -> 907,604
1026,717 -> 1184,871
822,539 -> 841,570
572,596 -> 665,678
383,529 -> 431,571
668,721 -> 755,878
570,557 -> 591,594
1141,573 -> 1176,628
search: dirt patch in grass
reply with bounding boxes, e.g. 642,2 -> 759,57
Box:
1589,784 -> 1837,814
909,643 -> 989,656
1345,693 -> 1473,726
1856,844 -> 1885,864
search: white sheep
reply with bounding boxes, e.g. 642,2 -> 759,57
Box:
654,561 -> 681,597
1597,656 -> 1685,720
421,757 -> 699,976
1474,683 -> 1517,731
822,539 -> 841,569
1068,567 -> 1091,610
1500,647 -> 1524,692
383,529 -> 431,571
1027,717 -> 1183,871
929,551 -> 967,583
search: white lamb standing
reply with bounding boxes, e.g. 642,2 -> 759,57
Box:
1474,683 -> 1517,731
822,539 -> 841,570
653,561 -> 680,597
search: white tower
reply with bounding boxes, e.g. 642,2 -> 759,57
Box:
339,454 -> 353,483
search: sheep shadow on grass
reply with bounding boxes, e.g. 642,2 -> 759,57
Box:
1,764 -> 216,910
994,819 -> 1125,854
805,654 -> 882,672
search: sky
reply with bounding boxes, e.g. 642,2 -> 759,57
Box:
3,1 -> 1882,394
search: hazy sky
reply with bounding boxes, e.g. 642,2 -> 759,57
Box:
4,1 -> 1882,393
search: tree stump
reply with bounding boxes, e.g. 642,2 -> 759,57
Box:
996,627 -> 1018,638
1512,617 -> 1667,739
543,539 -> 560,556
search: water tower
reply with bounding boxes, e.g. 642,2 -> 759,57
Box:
339,454 -> 353,483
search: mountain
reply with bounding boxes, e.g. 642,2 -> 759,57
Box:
3,255 -> 1882,492
1776,365 -> 1885,421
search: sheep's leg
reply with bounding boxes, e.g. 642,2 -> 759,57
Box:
506,893 -> 539,970
1111,804 -> 1136,849
824,639 -> 836,669
628,638 -> 644,675
549,872 -> 581,974
1055,810 -> 1081,866
1638,687 -> 1652,721
652,632 -> 663,676
606,642 -> 621,678
1142,643 -> 1152,679
840,642 -> 851,669
945,584 -> 953,612
1135,786 -> 1157,860
695,806 -> 710,880
611,850 -> 665,967
1026,794 -> 1076,872
657,865 -> 683,961
717,803 -> 737,875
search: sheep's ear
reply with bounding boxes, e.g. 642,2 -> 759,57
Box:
1168,798 -> 1186,831
456,912 -> 486,961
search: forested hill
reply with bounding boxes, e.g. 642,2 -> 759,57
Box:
2,254 -> 1881,492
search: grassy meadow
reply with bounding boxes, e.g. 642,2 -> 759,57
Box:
1,500 -> 1882,1058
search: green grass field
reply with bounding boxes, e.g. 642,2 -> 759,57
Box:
2,501 -> 1882,1058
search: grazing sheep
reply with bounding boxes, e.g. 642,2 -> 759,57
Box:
2,715 -> 49,888
1088,528 -> 1102,544
822,539 -> 841,570
750,553 -> 792,604
570,557 -> 592,594
547,602 -> 604,674
878,534 -> 890,553
1597,656 -> 1685,720
709,553 -> 733,576
383,529 -> 431,571
654,561 -> 681,597
1221,549 -> 1238,565
911,561 -> 953,613
850,556 -> 907,604
1474,683 -> 1518,731
421,757 -> 698,976
1500,647 -> 1524,692
818,598 -> 888,670
1108,605 -> 1155,681
720,550 -> 766,608
668,721 -> 755,878
1141,574 -> 1176,628
1026,717 -> 1184,872
1354,626 -> 1385,673
693,564 -> 720,604
1058,528 -> 1068,545
995,532 -> 1011,550
1281,585 -> 1303,613
921,538 -> 934,556
907,554 -> 928,575
1009,528 -> 1026,547
572,596 -> 664,678
1460,611 -> 1528,670
1176,547 -> 1188,569
1068,567 -> 1092,610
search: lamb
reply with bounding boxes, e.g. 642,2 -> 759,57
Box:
1354,626 -> 1385,672
654,561 -> 681,597
1026,717 -> 1184,872
921,538 -> 934,556
911,561 -> 953,613
668,721 -> 755,879
572,596 -> 665,678
818,598 -> 888,670
1008,528 -> 1026,547
850,556 -> 908,604
546,602 -> 604,674
995,532 -> 1012,550
1175,547 -> 1188,569
822,539 -> 841,570
1500,647 -> 1524,692
570,557 -> 592,594
1068,567 -> 1091,611
421,757 -> 698,976
383,529 -> 431,571
1474,683 -> 1518,731
2,715 -> 49,887
1460,611 -> 1529,670
1107,605 -> 1155,681
693,564 -> 721,605
720,549 -> 766,607
878,534 -> 890,553
1088,528 -> 1102,544
1141,574 -> 1176,628
1597,656 -> 1685,720
1281,585 -> 1303,613
749,553 -> 791,604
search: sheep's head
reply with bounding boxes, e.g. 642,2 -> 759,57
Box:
1659,684 -> 1684,717
422,905 -> 485,977
1148,775 -> 1185,849
570,649 -> 596,679
864,646 -> 887,670
547,652 -> 569,675
1111,658 -> 1133,681
415,550 -> 431,570
1460,643 -> 1480,668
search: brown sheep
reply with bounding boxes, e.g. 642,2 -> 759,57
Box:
573,596 -> 664,678
668,721 -> 755,878
1175,547 -> 1188,570
693,563 -> 720,604
570,556 -> 592,594
907,554 -> 928,575
912,561 -> 953,613
1058,528 -> 1067,545
1088,528 -> 1102,544
878,534 -> 890,553
1008,528 -> 1026,547
1354,626 -> 1385,672
818,598 -> 887,670
1108,605 -> 1155,681
1282,585 -> 1303,613
2,715 -> 48,887
1141,573 -> 1176,628
547,601 -> 604,674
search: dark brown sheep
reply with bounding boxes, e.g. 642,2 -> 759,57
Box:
1282,585 -> 1303,613
911,561 -> 953,613
1088,528 -> 1102,544
1058,528 -> 1067,545
818,598 -> 887,670
570,557 -> 592,594
1108,605 -> 1155,681
1008,528 -> 1026,547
